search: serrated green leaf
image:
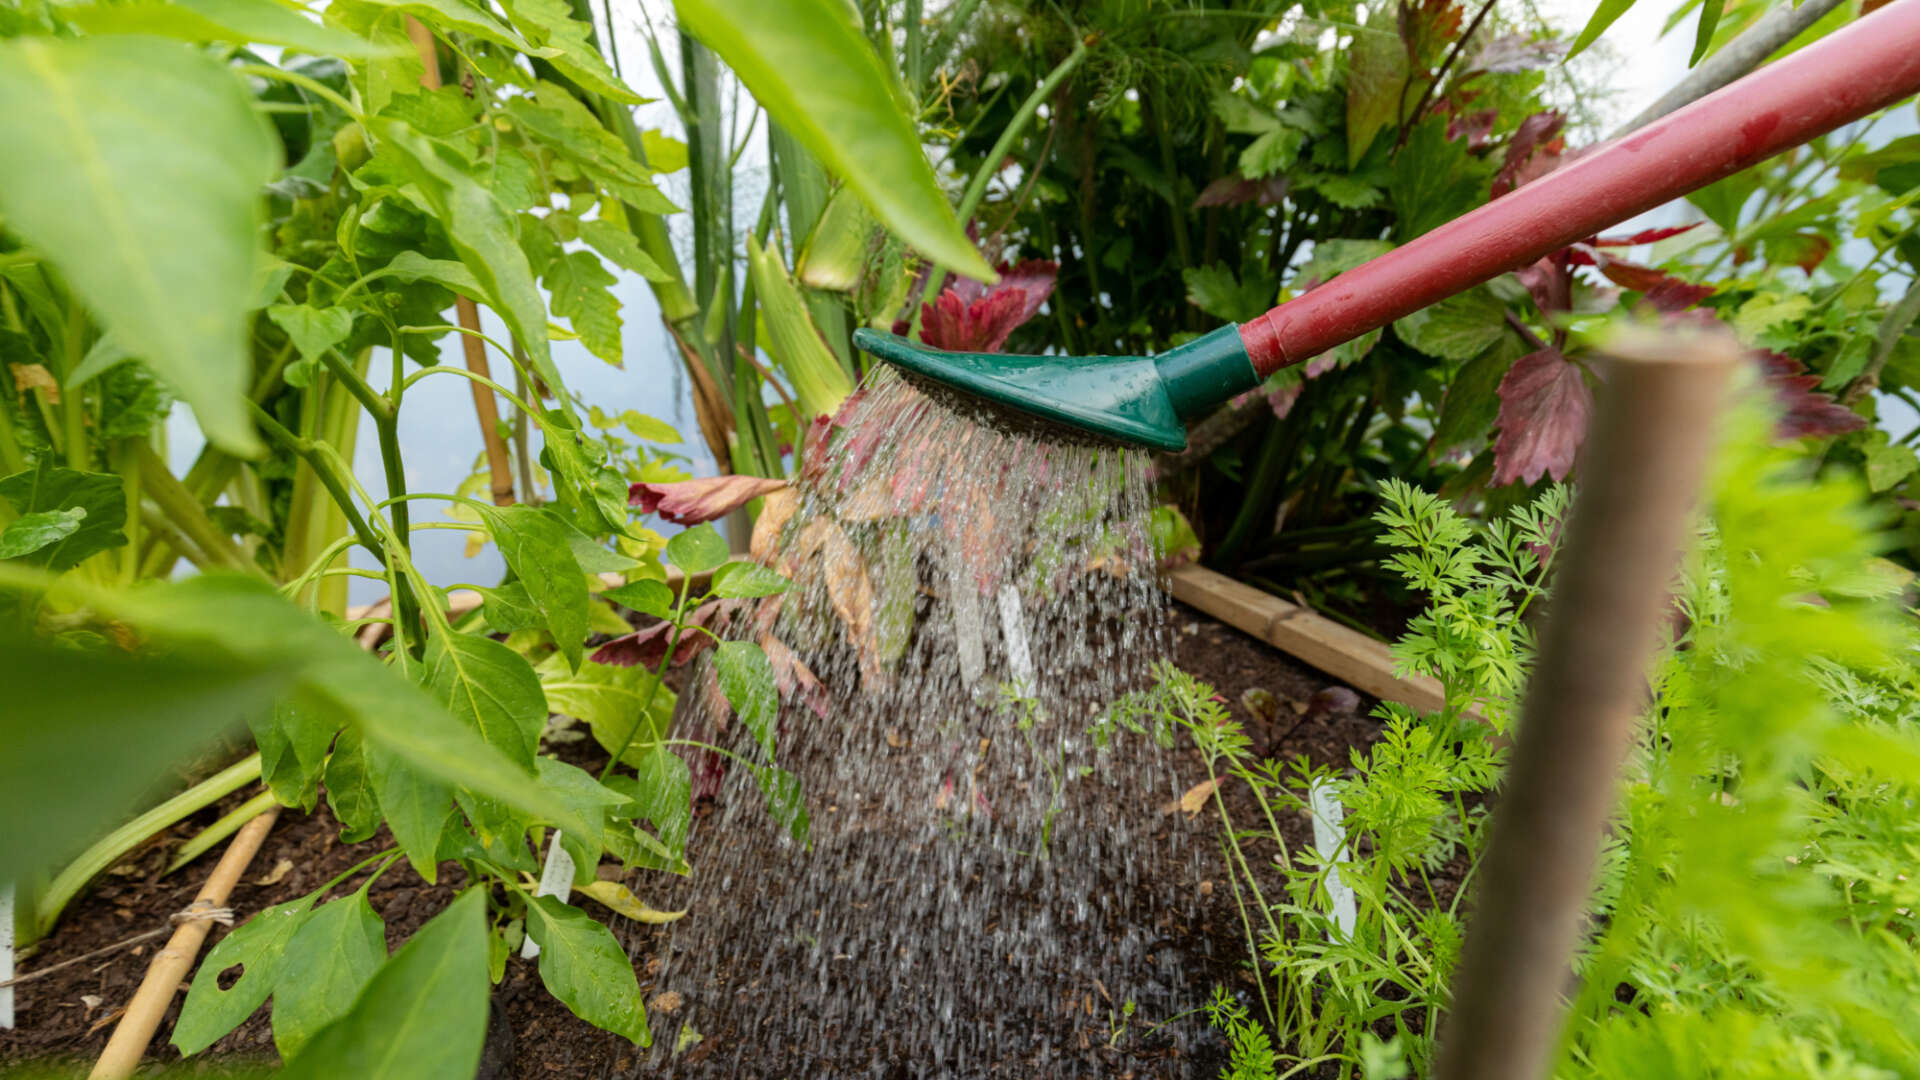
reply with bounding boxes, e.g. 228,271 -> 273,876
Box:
1239,127 -> 1303,178
279,890 -> 490,1080
65,0 -> 402,57
547,249 -> 624,365
1391,119 -> 1484,240
579,218 -> 671,282
174,895 -> 319,1055
1304,173 -> 1383,210
665,522 -> 729,574
0,36 -> 276,455
499,0 -> 642,103
271,890 -> 387,1058
504,85 -> 678,215
1345,28 -> 1406,169
0,462 -> 128,571
1394,288 -> 1508,361
709,561 -> 789,599
424,628 -> 548,767
524,895 -> 649,1044
1183,263 -> 1278,324
715,640 -> 776,758
476,504 -> 591,670
602,579 -> 674,617
676,0 -> 991,280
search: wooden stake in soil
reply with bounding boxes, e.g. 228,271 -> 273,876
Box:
406,17 -> 516,507
87,807 -> 281,1080
1431,327 -> 1739,1080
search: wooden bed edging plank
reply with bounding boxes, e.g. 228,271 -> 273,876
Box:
1166,563 -> 1447,716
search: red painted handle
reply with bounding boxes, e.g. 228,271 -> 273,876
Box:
1240,0 -> 1920,376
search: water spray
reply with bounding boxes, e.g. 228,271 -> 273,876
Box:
854,0 -> 1920,449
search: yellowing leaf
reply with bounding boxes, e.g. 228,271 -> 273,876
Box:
1177,778 -> 1220,816
577,879 -> 687,924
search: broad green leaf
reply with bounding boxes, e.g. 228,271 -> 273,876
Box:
0,36 -> 276,455
266,304 -> 354,365
1295,239 -> 1395,289
537,653 -> 675,766
750,763 -> 808,846
747,234 -> 855,418
280,890 -> 490,1080
1183,263 -> 1279,324
325,728 -> 382,843
498,0 -> 643,103
0,634 -> 289,886
1344,28 -> 1406,169
675,0 -> 992,280
1393,288 -> 1508,361
540,408 -> 633,537
1568,0 -> 1638,59
547,249 -> 624,365
622,745 -> 692,859
378,250 -> 484,295
366,740 -> 454,881
354,0 -> 540,53
370,119 -> 563,410
0,508 -> 85,562
1239,127 -> 1304,178
601,579 -> 674,618
424,628 -> 548,767
477,504 -> 591,670
618,411 -> 681,443
524,895 -> 649,1044
1212,92 -> 1282,136
665,522 -> 729,574
535,757 -> 631,885
0,463 -> 127,572
503,86 -> 678,215
271,890 -> 387,1058
563,517 -> 644,573
642,130 -> 688,173
580,218 -> 671,282
1864,431 -> 1918,493
714,641 -> 776,758
710,561 -> 789,599
453,790 -> 537,872
174,895 -> 319,1054
1432,338 -> 1524,457
65,0 -> 401,57
474,582 -> 544,633
249,696 -> 339,812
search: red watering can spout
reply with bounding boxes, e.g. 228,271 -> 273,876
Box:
1240,0 -> 1920,376
855,0 -> 1920,451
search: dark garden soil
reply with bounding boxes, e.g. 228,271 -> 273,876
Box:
0,603 -> 1386,1079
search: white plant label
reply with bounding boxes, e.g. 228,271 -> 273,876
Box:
1307,779 -> 1358,940
947,558 -> 987,688
996,585 -> 1036,694
1,883 -> 13,1028
520,834 -> 575,959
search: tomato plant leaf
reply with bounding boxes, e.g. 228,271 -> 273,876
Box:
546,249 -> 624,366
579,219 -> 671,283
498,0 -> 642,103
715,640 -> 777,758
709,561 -> 790,599
279,889 -> 490,1080
674,0 -> 992,280
1491,348 -> 1592,486
0,36 -> 275,455
503,86 -> 678,215
174,895 -> 319,1055
271,889 -> 388,1058
476,504 -> 591,671
524,895 -> 649,1044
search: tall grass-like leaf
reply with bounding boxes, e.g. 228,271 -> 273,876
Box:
747,235 -> 855,419
674,0 -> 993,281
0,37 -> 276,455
279,890 -> 490,1079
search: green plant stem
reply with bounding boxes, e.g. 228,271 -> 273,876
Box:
35,754 -> 262,941
909,37 -> 1090,334
164,789 -> 277,874
600,572 -> 692,781
319,349 -> 394,422
397,365 -> 541,417
234,64 -> 364,119
134,444 -> 261,576
246,403 -> 386,562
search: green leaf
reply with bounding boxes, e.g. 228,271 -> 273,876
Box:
665,523 -> 729,574
547,249 -> 624,366
523,895 -> 649,1044
714,641 -> 776,758
1430,340 -> 1521,457
750,764 -> 808,846
379,250 -> 484,295
424,628 -> 549,767
630,746 -> 692,859
1568,0 -> 1637,59
249,696 -> 339,812
0,508 -> 85,562
279,890 -> 490,1080
1183,263 -> 1279,324
498,0 -> 643,103
325,728 -> 382,843
675,0 -> 992,281
709,561 -> 790,599
534,757 -> 631,885
503,86 -> 678,216
1864,431 -> 1918,493
174,895 -> 319,1054
354,0 -> 539,53
747,233 -> 856,418
601,579 -> 675,618
536,653 -> 675,767
1390,119 -> 1484,240
1690,0 -> 1724,66
1211,92 -> 1282,136
370,119 -> 563,411
1393,288 -> 1508,361
580,219 -> 671,282
365,740 -> 454,881
1302,173 -> 1383,210
1296,239 -> 1395,289
0,36 -> 277,455
0,462 -> 128,571
65,0 -> 401,57
474,582 -> 544,633
267,304 -> 354,364
477,504 -> 591,670
1239,127 -> 1303,178
1344,28 -> 1407,169
271,890 -> 388,1058
618,411 -> 681,443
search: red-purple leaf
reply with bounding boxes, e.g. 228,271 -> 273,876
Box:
1468,33 -> 1568,73
1584,251 -> 1715,312
629,474 -> 789,525
918,259 -> 1060,352
1194,172 -> 1291,208
1492,110 -> 1564,198
1754,350 -> 1867,439
1516,253 -> 1571,314
1492,347 -> 1592,486
1446,108 -> 1498,152
1590,224 -> 1700,247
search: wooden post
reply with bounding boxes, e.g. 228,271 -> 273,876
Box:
406,17 -> 516,506
1432,326 -> 1739,1080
